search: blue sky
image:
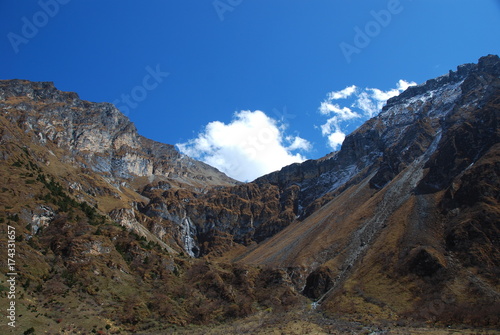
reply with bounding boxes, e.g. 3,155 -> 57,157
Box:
1,1 -> 499,181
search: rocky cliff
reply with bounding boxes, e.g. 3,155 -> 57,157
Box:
0,79 -> 303,257
0,79 -> 236,187
255,54 -> 500,217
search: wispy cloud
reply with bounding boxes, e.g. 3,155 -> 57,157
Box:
319,79 -> 416,150
176,110 -> 311,182
286,136 -> 312,151
327,85 -> 357,100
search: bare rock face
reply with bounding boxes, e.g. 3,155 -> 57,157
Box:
405,246 -> 447,277
138,181 -> 300,256
0,79 -> 236,187
303,266 -> 334,300
0,78 -> 302,256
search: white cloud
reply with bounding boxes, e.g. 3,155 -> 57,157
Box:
355,91 -> 378,117
176,110 -> 311,182
327,85 -> 357,100
320,116 -> 346,149
286,136 -> 312,151
396,79 -> 415,91
319,102 -> 360,120
319,79 -> 416,150
368,79 -> 417,111
370,88 -> 399,104
320,116 -> 338,136
327,130 -> 346,149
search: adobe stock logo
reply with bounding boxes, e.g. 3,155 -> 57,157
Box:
340,0 -> 405,64
112,64 -> 169,116
7,0 -> 71,54
213,0 -> 243,21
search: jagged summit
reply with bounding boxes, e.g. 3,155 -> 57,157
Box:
0,79 -> 81,102
256,54 -> 500,208
385,54 -> 500,110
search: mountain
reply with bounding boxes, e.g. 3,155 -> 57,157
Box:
241,54 -> 500,324
0,55 -> 499,333
0,79 -> 239,255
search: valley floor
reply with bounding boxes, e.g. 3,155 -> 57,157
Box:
160,309 -> 500,335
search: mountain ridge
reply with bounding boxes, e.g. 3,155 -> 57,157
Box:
0,79 -> 238,187
238,54 -> 500,325
0,55 -> 499,333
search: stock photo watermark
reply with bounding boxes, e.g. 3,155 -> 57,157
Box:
113,64 -> 169,116
339,0 -> 406,64
7,0 -> 71,54
213,0 -> 243,21
272,105 -> 295,123
5,225 -> 17,328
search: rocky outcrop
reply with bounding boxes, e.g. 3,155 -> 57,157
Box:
138,182 -> 300,255
0,79 -> 237,188
303,266 -> 334,300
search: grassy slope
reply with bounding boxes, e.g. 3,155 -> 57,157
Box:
238,146 -> 500,327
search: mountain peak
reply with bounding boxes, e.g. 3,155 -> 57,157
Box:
384,54 -> 500,111
0,79 -> 80,102
0,78 -> 237,188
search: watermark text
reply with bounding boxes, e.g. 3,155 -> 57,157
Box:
340,0 -> 404,64
7,0 -> 71,54
113,64 -> 169,116
6,225 -> 17,328
213,0 -> 243,21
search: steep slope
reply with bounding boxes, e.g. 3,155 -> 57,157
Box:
239,54 -> 500,326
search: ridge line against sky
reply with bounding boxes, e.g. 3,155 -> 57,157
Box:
176,79 -> 416,181
1,1 -> 499,181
